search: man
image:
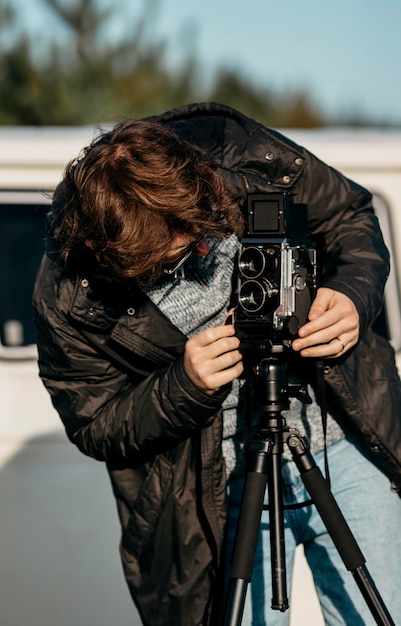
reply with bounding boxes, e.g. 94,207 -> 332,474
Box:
33,103 -> 401,625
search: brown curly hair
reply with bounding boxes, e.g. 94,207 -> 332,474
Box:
49,119 -> 243,285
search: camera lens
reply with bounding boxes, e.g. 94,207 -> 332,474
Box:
238,246 -> 276,279
239,278 -> 279,313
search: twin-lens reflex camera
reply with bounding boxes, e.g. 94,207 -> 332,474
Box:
233,192 -> 317,355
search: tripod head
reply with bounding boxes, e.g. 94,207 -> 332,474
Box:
252,356 -> 312,419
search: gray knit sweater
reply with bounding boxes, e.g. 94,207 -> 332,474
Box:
144,235 -> 345,478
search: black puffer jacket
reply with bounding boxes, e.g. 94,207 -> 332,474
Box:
33,103 -> 401,626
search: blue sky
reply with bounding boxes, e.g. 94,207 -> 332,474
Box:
153,0 -> 401,123
13,0 -> 401,124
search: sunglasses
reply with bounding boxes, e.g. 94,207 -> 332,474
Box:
162,238 -> 204,276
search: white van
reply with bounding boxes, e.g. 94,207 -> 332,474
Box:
1,125 -> 400,626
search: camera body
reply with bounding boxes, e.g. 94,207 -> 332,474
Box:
233,192 -> 317,354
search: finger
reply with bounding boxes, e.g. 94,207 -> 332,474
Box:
208,335 -> 242,360
295,321 -> 344,348
209,361 -> 244,390
300,297 -> 351,335
191,324 -> 236,348
298,311 -> 339,338
212,347 -> 243,372
200,359 -> 244,394
293,336 -> 348,358
224,308 -> 236,325
307,287 -> 334,321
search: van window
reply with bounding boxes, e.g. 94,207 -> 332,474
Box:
372,191 -> 401,350
0,191 -> 50,359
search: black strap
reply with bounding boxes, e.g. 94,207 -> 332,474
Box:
314,359 -> 331,489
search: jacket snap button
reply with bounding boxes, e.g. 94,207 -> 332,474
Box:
282,175 -> 291,184
265,152 -> 274,161
127,308 -> 135,316
81,278 -> 89,288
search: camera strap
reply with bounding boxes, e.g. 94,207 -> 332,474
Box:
314,359 -> 331,489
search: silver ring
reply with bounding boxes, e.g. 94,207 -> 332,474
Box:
336,337 -> 345,352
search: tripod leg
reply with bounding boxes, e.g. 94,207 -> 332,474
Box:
267,440 -> 289,611
223,441 -> 271,626
287,433 -> 396,626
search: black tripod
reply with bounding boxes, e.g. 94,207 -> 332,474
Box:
223,356 -> 396,626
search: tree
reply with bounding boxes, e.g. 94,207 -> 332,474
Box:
209,69 -> 325,128
0,0 -> 328,127
0,0 -> 200,124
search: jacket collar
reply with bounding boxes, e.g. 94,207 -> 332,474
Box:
68,273 -> 187,363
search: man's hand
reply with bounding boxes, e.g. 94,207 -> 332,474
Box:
183,324 -> 244,394
292,287 -> 360,358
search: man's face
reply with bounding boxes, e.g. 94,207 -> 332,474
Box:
162,234 -> 210,276
167,234 -> 210,260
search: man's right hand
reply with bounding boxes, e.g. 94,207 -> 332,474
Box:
183,324 -> 244,395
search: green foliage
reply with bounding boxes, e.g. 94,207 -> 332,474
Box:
0,0 -> 382,128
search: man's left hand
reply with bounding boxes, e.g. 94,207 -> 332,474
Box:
292,287 -> 360,358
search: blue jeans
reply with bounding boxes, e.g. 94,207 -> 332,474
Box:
225,436 -> 401,625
